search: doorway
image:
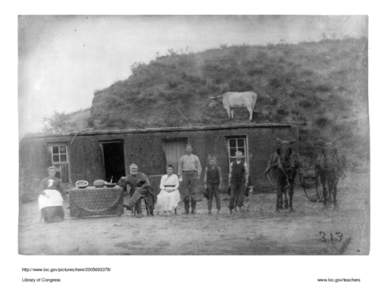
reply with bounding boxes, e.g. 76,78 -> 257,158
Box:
162,138 -> 188,172
100,141 -> 125,183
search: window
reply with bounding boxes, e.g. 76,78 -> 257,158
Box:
49,144 -> 70,183
226,136 -> 249,169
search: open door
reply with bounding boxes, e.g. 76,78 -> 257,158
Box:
100,141 -> 125,183
162,138 -> 188,171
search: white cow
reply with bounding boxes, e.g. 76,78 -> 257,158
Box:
210,91 -> 258,121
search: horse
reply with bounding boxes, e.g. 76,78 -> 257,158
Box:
265,143 -> 299,212
315,148 -> 345,207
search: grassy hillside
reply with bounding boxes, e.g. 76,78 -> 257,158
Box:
87,38 -> 368,167
43,38 -> 368,168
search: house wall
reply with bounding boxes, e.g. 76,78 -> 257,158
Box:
19,138 -> 52,202
19,126 -> 297,201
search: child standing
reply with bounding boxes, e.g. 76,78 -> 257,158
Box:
204,156 -> 222,214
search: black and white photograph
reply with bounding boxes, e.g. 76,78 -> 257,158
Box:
18,15 -> 369,255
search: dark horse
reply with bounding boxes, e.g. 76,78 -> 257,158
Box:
315,148 -> 345,207
283,148 -> 300,211
265,146 -> 299,212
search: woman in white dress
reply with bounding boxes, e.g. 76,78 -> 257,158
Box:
155,165 -> 181,215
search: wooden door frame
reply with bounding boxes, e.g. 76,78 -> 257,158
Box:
98,139 -> 125,180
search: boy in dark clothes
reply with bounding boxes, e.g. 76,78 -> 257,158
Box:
203,156 -> 222,214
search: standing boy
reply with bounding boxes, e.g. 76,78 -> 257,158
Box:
204,156 -> 222,214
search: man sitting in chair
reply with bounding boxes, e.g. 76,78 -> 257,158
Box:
118,163 -> 154,217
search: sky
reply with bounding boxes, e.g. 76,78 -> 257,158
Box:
18,15 -> 367,136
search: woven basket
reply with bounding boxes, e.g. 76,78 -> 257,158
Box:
75,180 -> 89,189
93,179 -> 105,188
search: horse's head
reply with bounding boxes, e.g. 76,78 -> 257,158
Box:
276,137 -> 296,150
275,138 -> 297,160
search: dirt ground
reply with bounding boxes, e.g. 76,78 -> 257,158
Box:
18,172 -> 369,255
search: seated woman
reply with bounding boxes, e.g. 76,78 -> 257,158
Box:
154,165 -> 181,215
38,166 -> 65,223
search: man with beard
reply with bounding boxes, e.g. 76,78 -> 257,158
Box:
118,163 -> 154,217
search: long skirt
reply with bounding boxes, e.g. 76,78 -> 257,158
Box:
41,206 -> 65,223
155,190 -> 180,213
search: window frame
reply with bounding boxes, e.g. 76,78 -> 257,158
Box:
226,135 -> 249,172
48,143 -> 71,183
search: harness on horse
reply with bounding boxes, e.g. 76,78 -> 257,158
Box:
264,153 -> 291,188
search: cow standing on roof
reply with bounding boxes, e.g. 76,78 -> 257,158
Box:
210,91 -> 258,121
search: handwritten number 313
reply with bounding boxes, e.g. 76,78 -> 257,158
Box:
319,231 -> 343,242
